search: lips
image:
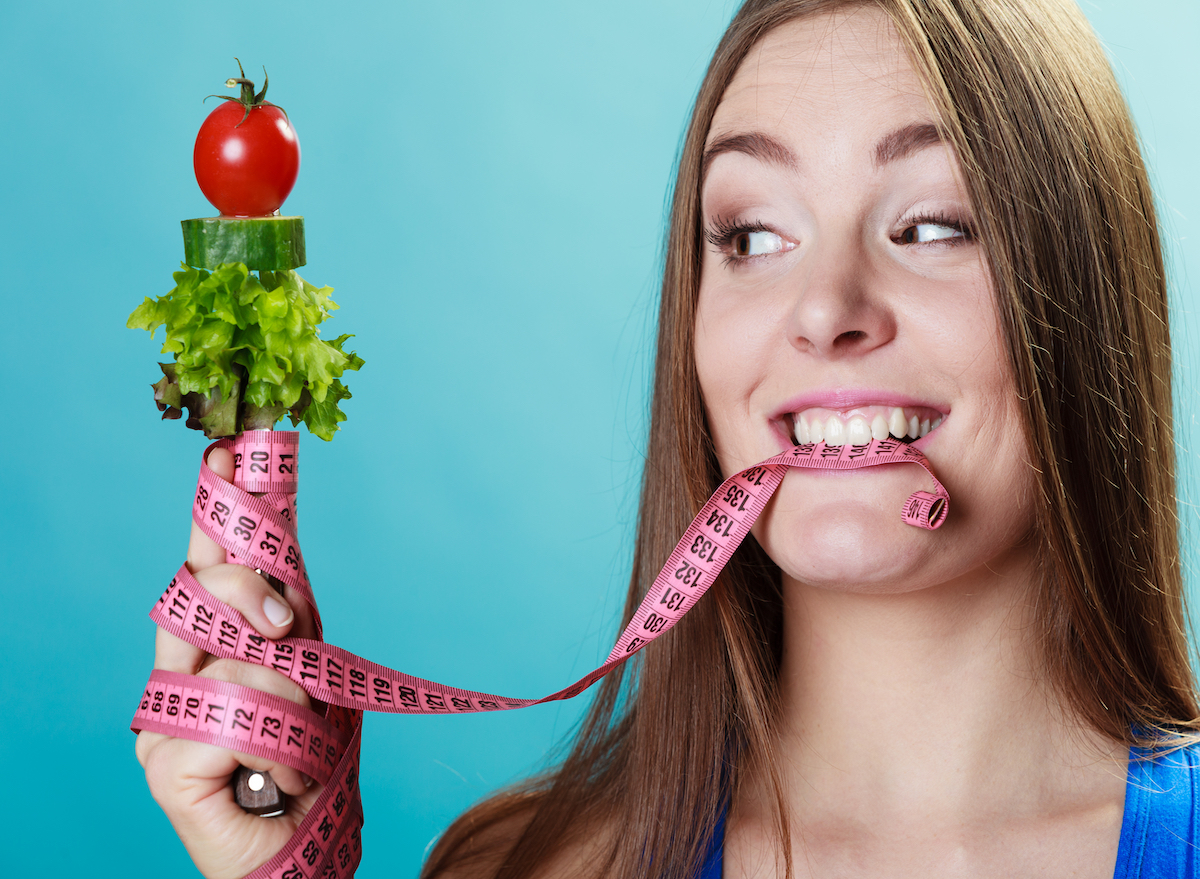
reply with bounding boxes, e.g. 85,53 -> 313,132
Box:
788,404 -> 944,445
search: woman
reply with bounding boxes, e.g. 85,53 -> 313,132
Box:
138,0 -> 1199,876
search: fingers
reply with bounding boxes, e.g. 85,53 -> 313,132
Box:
143,727 -> 316,812
139,658 -> 317,808
196,565 -> 296,637
193,657 -> 315,796
140,721 -> 326,879
203,655 -> 311,714
154,563 -> 296,674
188,446 -> 234,572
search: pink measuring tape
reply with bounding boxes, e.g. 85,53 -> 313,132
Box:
131,430 -> 948,878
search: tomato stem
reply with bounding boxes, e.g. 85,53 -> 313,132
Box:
203,58 -> 285,128
228,77 -> 257,105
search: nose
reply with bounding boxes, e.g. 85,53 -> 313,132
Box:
786,235 -> 897,359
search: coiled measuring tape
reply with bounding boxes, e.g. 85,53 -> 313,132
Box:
132,430 -> 948,878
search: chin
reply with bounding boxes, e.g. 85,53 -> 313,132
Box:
757,498 -> 933,594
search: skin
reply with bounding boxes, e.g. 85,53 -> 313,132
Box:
695,9 -> 1127,878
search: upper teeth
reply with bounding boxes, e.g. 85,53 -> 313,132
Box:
794,407 -> 943,445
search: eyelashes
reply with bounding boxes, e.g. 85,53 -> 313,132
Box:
703,209 -> 977,266
704,215 -> 786,267
704,214 -> 769,249
893,210 -> 976,245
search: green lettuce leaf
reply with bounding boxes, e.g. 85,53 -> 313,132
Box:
128,263 -> 363,440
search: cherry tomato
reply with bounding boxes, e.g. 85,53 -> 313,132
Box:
194,100 -> 300,217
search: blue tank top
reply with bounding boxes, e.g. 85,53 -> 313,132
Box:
698,742 -> 1200,878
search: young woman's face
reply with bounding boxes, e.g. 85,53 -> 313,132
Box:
695,8 -> 1036,594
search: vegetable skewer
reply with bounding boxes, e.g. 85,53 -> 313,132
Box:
129,63 -> 362,816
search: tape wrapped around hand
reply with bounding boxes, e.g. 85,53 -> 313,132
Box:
132,431 -> 948,878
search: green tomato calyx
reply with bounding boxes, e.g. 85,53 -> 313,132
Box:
204,57 -> 288,127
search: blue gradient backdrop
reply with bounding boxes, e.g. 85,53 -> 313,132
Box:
1,1 -> 1196,875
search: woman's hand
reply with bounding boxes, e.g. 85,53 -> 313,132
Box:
135,447 -> 321,879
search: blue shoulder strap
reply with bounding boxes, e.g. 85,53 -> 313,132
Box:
697,806 -> 725,878
1114,741 -> 1200,878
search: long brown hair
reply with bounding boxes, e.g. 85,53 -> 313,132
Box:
422,1 -> 1197,876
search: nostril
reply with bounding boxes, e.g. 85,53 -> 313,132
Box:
837,330 -> 867,343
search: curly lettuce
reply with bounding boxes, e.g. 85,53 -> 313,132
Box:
128,263 -> 363,441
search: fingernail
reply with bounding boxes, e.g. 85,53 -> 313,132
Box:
302,773 -> 313,788
263,594 -> 294,627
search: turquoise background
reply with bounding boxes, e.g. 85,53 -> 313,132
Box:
0,1 -> 1196,875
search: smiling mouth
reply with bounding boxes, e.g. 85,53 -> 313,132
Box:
789,405 -> 944,445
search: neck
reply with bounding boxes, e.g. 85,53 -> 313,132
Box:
770,546 -> 1125,824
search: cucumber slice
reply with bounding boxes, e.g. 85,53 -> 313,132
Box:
182,216 -> 306,270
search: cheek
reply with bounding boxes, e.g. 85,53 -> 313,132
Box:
958,393 -> 1038,548
694,287 -> 764,471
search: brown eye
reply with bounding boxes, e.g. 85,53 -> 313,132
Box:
730,230 -> 785,258
898,222 -> 964,245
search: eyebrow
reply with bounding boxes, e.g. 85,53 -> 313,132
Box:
701,132 -> 797,183
700,121 -> 949,183
873,122 -> 947,166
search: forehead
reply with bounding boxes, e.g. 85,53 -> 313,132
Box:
707,7 -> 935,148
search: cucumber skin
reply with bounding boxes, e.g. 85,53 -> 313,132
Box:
182,216 -> 306,270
